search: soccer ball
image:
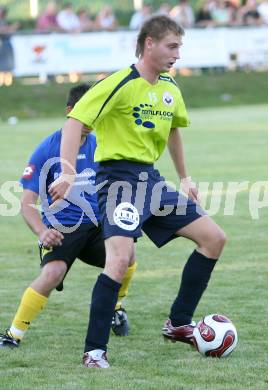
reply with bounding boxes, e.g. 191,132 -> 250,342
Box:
192,314 -> 238,357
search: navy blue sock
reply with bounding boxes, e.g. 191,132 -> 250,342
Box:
169,250 -> 217,327
84,273 -> 121,352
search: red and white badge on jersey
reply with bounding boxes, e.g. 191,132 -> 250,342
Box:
22,164 -> 35,179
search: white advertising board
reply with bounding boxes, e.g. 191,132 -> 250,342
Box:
10,27 -> 268,76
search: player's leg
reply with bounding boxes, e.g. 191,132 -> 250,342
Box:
115,253 -> 137,310
30,260 -> 67,296
0,260 -> 67,348
0,227 -> 86,348
78,225 -> 137,335
142,172 -> 226,345
82,160 -> 144,367
83,236 -> 135,368
78,226 -> 137,313
111,254 -> 137,336
164,215 -> 226,343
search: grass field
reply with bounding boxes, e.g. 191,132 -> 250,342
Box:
0,104 -> 268,389
1,71 -> 268,120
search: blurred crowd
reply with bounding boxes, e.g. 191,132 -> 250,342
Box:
130,0 -> 268,29
1,0 -> 268,35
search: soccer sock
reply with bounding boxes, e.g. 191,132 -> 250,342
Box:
169,250 -> 217,327
84,273 -> 121,353
9,287 -> 48,340
115,262 -> 137,311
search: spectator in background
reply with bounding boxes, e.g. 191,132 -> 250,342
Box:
56,3 -> 80,33
210,0 -> 236,26
0,6 -> 20,33
195,0 -> 215,27
129,3 -> 152,30
258,0 -> 268,24
95,5 -> 117,31
36,1 -> 60,32
237,0 -> 263,25
77,8 -> 95,32
156,3 -> 171,16
0,6 -> 19,86
170,0 -> 195,28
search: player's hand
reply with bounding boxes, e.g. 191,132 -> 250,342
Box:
48,174 -> 75,207
39,228 -> 64,249
180,177 -> 200,204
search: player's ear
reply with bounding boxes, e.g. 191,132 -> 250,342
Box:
146,36 -> 154,51
65,105 -> 73,115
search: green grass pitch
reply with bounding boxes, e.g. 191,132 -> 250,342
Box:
0,104 -> 268,389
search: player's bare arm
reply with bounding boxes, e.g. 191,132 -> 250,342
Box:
168,127 -> 199,203
48,117 -> 83,203
21,189 -> 63,247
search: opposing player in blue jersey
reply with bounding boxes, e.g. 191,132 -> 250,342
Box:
50,15 -> 226,368
0,84 -> 136,349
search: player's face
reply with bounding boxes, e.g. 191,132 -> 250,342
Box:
149,32 -> 182,73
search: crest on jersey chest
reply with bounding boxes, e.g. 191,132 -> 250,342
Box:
162,91 -> 174,106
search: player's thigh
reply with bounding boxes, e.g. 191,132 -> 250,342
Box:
142,196 -> 203,248
105,236 -> 135,264
176,215 -> 226,247
103,236 -> 135,281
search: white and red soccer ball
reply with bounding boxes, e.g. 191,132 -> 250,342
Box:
193,314 -> 238,357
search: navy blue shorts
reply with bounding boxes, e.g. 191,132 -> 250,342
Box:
96,160 -> 205,248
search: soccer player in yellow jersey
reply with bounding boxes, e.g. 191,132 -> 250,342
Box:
49,15 -> 226,368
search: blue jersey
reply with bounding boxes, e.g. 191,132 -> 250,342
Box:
20,130 -> 99,226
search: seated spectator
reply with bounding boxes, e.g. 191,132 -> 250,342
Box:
36,1 -> 59,32
129,3 -> 152,30
170,0 -> 195,28
95,5 -> 117,30
210,0 -> 236,26
195,0 -> 215,27
56,3 -> 81,32
0,6 -> 20,33
258,0 -> 268,24
237,0 -> 263,25
77,8 -> 95,32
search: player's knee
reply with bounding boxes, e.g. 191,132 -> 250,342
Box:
105,255 -> 130,282
207,228 -> 227,257
105,237 -> 134,265
41,261 -> 66,286
215,228 -> 226,250
114,254 -> 130,270
104,236 -> 135,281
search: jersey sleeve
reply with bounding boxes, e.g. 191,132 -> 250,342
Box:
68,72 -> 123,128
171,87 -> 190,128
20,143 -> 47,194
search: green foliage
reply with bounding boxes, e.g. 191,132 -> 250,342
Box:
0,105 -> 268,388
2,0 -> 133,20
1,0 -> 185,24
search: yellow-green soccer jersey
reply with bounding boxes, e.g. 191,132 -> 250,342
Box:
69,65 -> 189,163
